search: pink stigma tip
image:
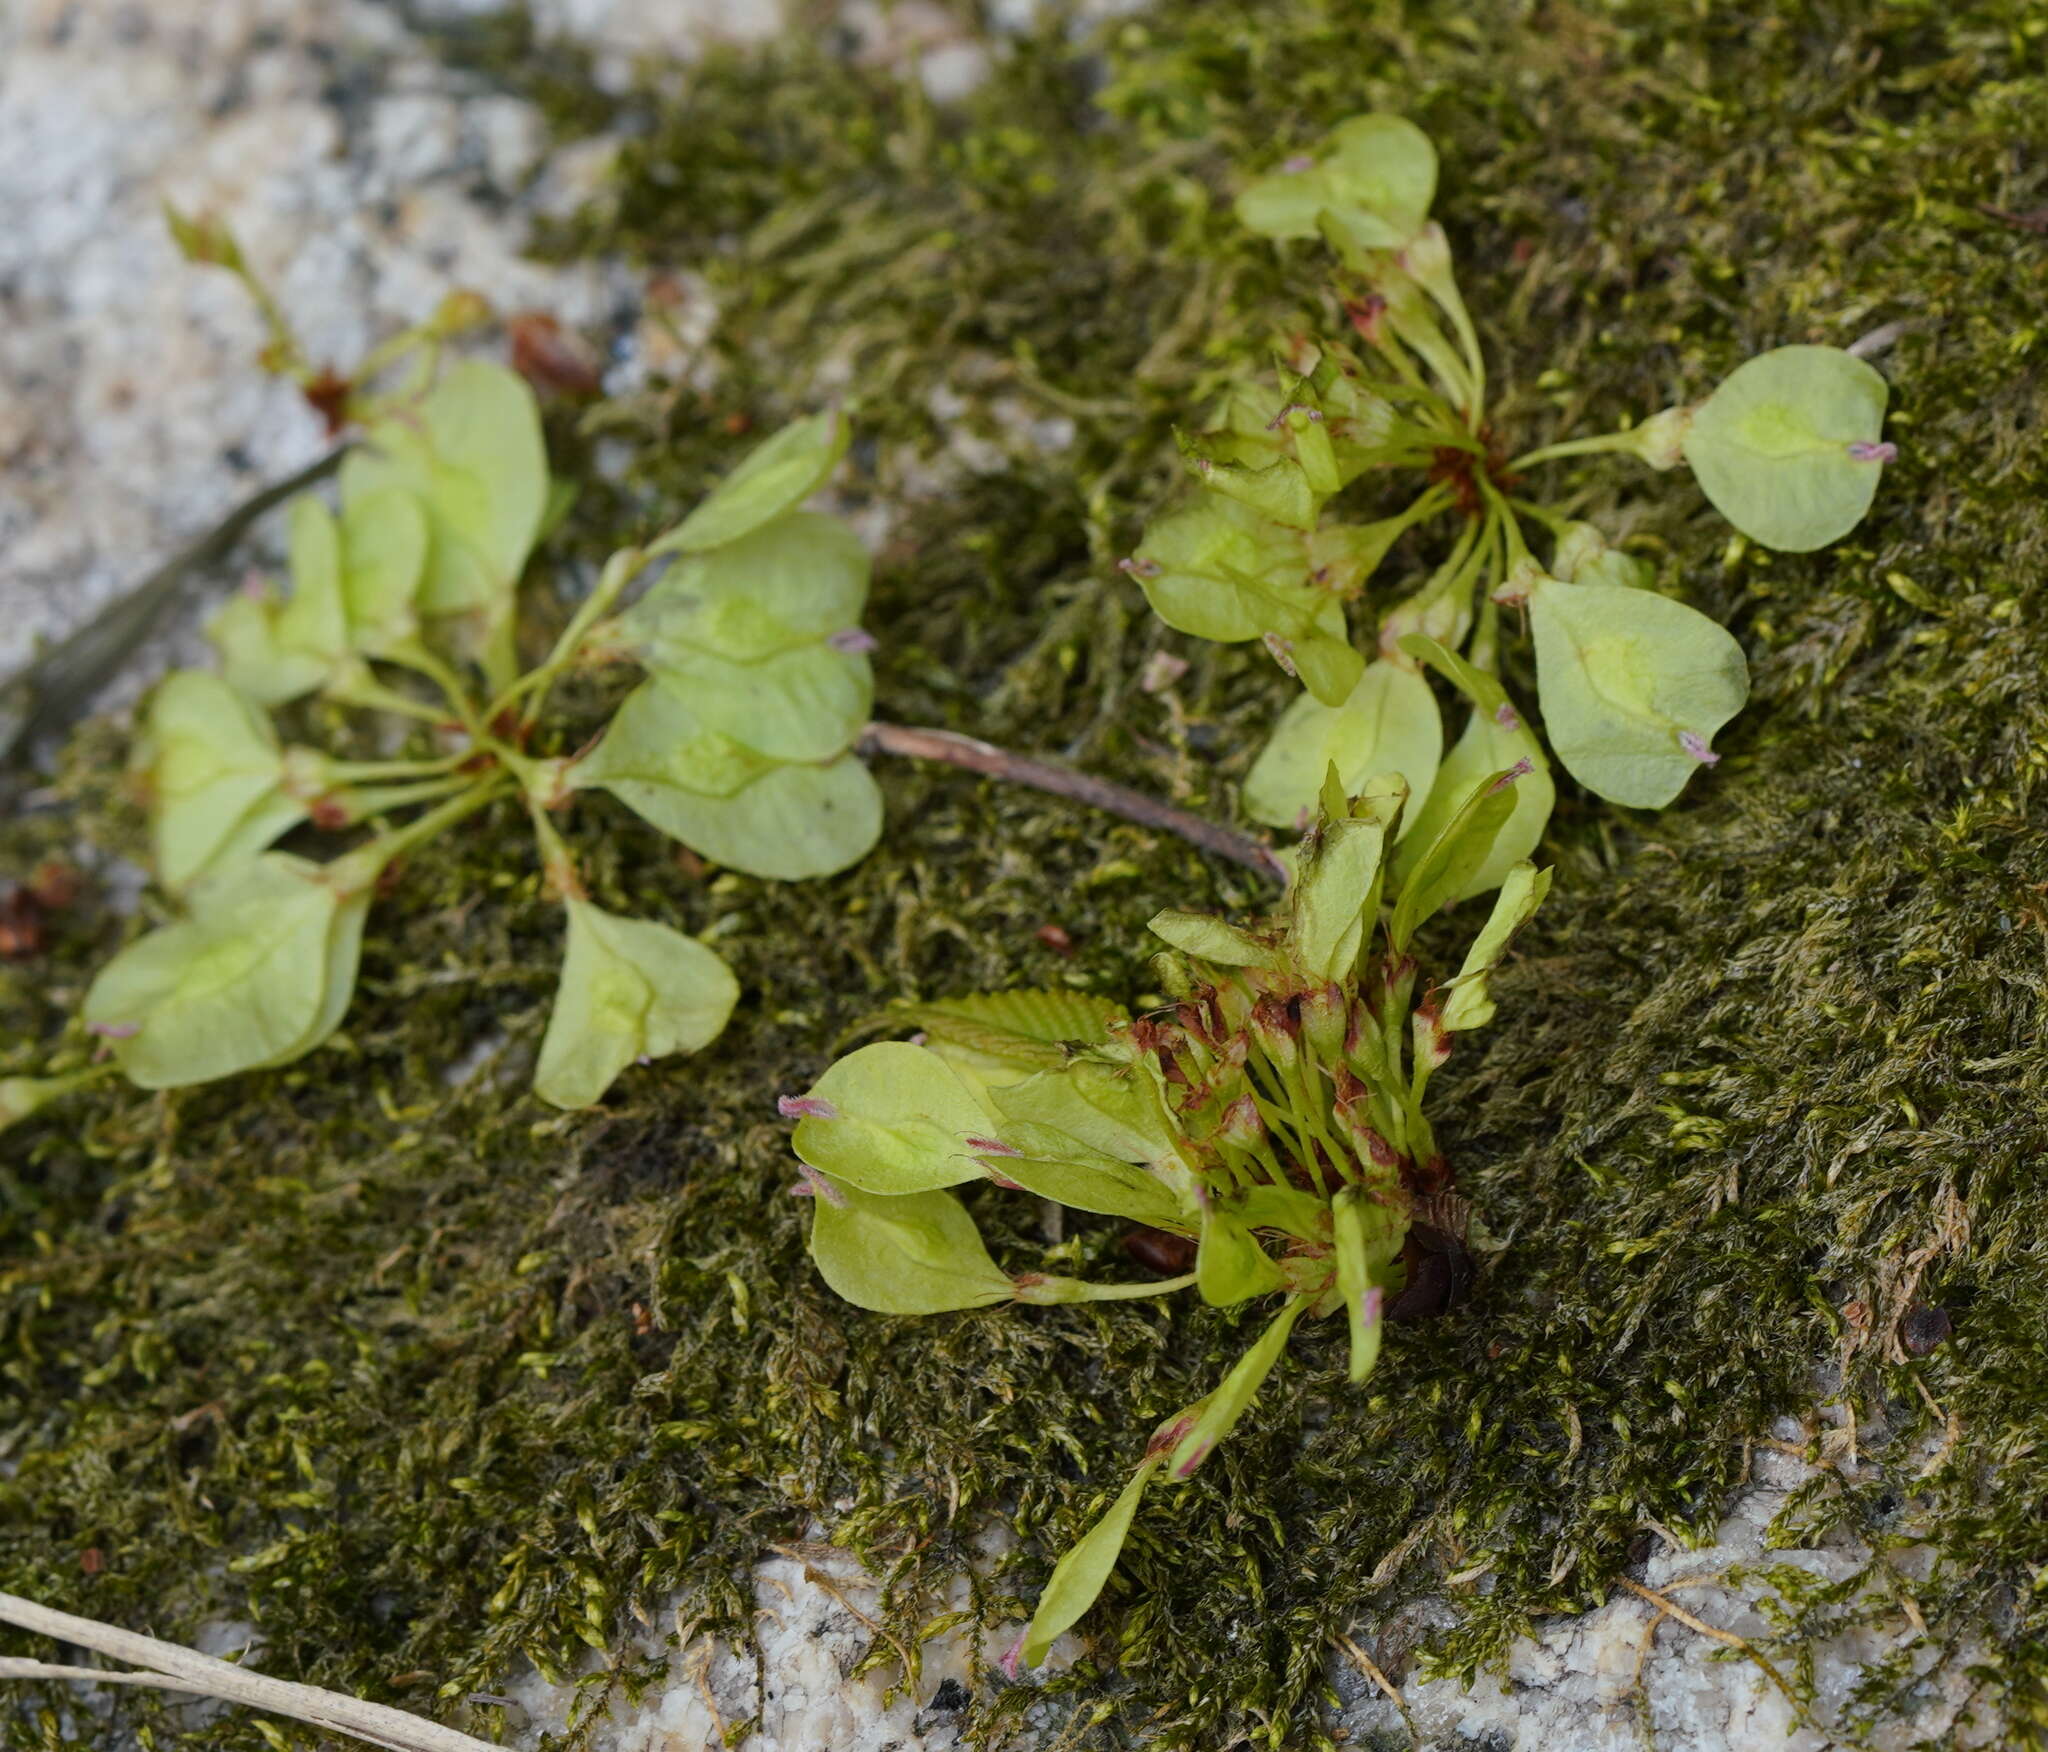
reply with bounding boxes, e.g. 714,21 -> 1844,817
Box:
794,1167 -> 847,1207
1488,758 -> 1535,794
1680,731 -> 1719,765
1846,441 -> 1896,464
777,1095 -> 838,1121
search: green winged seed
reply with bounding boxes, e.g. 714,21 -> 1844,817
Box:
533,900 -> 741,1109
979,1120 -> 1188,1230
1236,114 -> 1437,252
205,593 -> 319,707
338,484 -> 431,656
806,1182 -> 1014,1316
1168,1295 -> 1309,1478
1015,1455 -> 1164,1670
1439,862 -> 1553,1033
1332,1187 -> 1399,1384
1289,809 -> 1388,982
658,411 -> 849,556
1389,769 -> 1521,950
570,680 -> 882,880
1123,493 -> 1310,643
789,1041 -> 999,1196
1148,910 -> 1281,969
0,1072 -> 99,1137
82,854 -> 367,1088
991,1062 -> 1180,1165
1244,661 -> 1442,831
1177,432 -> 1321,530
620,512 -> 869,664
275,496 -> 349,667
1396,635 -> 1554,902
345,361 -> 548,637
138,670 -> 304,895
647,639 -> 872,765
1681,345 -> 1891,553
1196,1200 -> 1286,1306
603,754 -> 882,882
1551,522 -> 1653,592
1528,576 -> 1750,809
573,678 -> 779,800
1278,628 -> 1367,709
887,989 -> 1127,1086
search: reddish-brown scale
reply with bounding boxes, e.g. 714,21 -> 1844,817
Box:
1426,429 -> 1522,519
1345,296 -> 1388,346
1404,1152 -> 1454,1198
488,707 -> 534,749
300,368 -> 353,436
0,889 -> 44,959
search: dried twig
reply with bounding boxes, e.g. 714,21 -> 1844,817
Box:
1332,1632 -> 1419,1748
0,1592 -> 494,1752
1614,1576 -> 1808,1728
1979,203 -> 2048,235
859,721 -> 1287,883
0,445 -> 349,767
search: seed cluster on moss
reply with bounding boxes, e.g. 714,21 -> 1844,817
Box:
4,1 -> 2048,1748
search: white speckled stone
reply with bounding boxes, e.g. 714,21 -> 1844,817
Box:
0,0 -> 622,703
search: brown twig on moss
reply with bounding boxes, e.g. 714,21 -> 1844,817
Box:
0,1592 -> 495,1752
0,445 -> 350,768
858,721 -> 1287,884
1615,1576 -> 1809,1730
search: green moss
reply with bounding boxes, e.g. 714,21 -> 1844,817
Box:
6,1 -> 2048,1747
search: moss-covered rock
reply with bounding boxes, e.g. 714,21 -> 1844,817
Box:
6,1 -> 2048,1747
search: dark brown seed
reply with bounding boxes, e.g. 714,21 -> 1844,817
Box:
1900,1303 -> 1953,1357
509,311 -> 604,399
1035,923 -> 1076,958
1387,1225 -> 1475,1323
1122,1227 -> 1197,1276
